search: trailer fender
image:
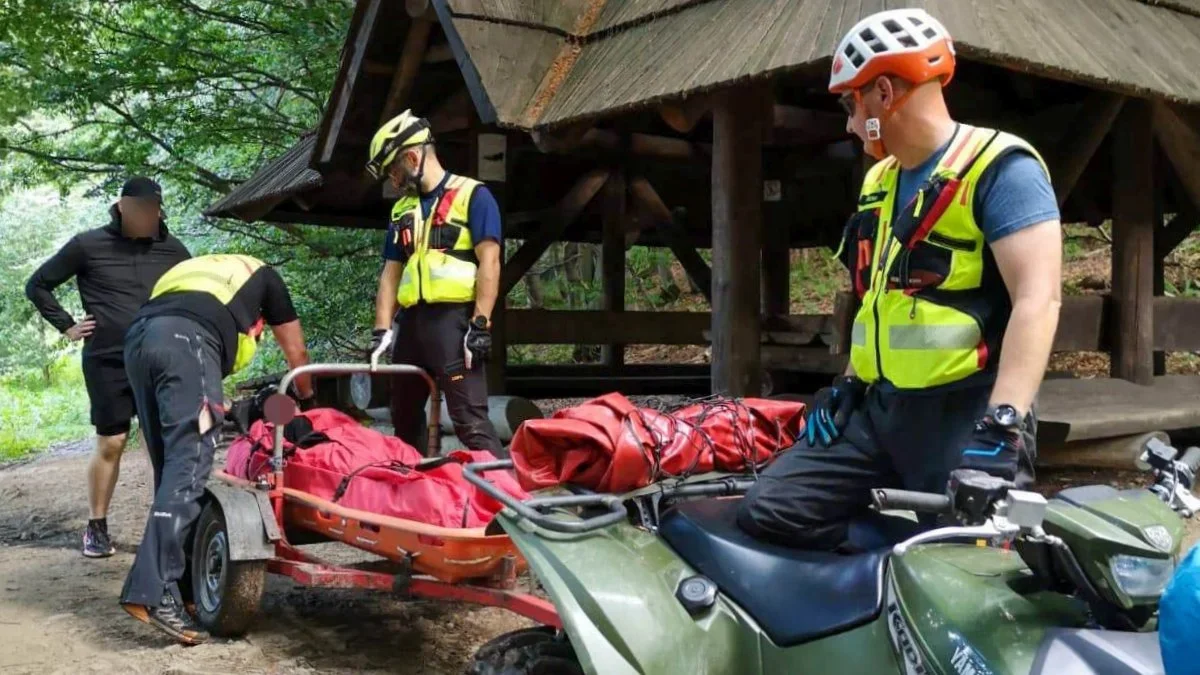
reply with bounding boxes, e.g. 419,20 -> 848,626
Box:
201,482 -> 279,561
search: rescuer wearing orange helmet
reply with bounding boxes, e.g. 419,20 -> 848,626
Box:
739,8 -> 1063,550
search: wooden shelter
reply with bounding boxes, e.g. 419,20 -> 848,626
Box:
208,0 -> 1200,440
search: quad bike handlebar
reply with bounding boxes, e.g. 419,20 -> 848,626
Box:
462,460 -> 757,534
870,488 -> 952,514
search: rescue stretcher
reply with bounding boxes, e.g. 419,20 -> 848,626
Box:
187,353 -> 559,637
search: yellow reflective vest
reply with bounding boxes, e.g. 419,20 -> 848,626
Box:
840,125 -> 1050,390
392,175 -> 482,308
150,254 -> 266,374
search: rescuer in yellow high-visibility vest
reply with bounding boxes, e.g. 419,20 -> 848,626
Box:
367,110 -> 504,455
739,8 -> 1063,550
118,253 -> 313,644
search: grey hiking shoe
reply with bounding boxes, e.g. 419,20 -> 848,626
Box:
82,523 -> 115,558
122,593 -> 210,646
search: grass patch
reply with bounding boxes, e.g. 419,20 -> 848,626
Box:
0,354 -> 93,460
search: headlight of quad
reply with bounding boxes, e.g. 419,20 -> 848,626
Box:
1110,555 -> 1175,597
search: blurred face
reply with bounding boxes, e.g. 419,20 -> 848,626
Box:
840,77 -> 900,140
117,197 -> 161,237
387,146 -> 423,192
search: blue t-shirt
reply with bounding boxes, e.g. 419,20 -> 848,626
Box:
895,131 -> 1060,243
382,173 -> 502,263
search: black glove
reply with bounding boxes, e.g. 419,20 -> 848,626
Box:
957,411 -> 1025,481
805,375 -> 868,446
464,316 -> 491,367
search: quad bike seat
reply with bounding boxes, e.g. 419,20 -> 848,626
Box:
658,498 -> 925,647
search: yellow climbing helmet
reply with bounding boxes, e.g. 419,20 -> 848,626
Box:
366,109 -> 432,180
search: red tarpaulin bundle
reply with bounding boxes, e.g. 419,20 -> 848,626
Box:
509,393 -> 806,493
224,408 -> 528,529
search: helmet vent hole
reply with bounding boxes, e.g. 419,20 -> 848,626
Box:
845,45 -> 866,67
883,19 -> 905,35
923,27 -> 938,39
909,16 -> 924,27
897,35 -> 918,48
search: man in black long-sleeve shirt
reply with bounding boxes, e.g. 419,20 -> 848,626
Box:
25,177 -> 190,558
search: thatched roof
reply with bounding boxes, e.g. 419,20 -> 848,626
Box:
204,132 -> 321,221
436,0 -> 1200,130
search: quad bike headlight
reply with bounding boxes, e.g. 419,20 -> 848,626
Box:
1109,554 -> 1175,598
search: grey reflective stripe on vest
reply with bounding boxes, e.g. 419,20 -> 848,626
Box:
851,322 -> 867,346
888,324 -> 981,350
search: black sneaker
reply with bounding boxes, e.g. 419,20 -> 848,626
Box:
82,523 -> 115,558
122,593 -> 210,646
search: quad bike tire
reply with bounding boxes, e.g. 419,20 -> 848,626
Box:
190,502 -> 267,636
465,627 -> 584,675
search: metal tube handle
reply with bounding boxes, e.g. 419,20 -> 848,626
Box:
463,460 -> 628,534
872,488 -> 952,514
272,362 -> 441,465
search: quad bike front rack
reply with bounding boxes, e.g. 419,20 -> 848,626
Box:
463,460 -> 756,534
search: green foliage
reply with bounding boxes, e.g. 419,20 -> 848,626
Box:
0,0 -> 350,203
0,186 -> 101,378
0,354 -> 93,459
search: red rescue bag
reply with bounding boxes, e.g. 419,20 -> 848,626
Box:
224,408 -> 527,529
509,393 -> 805,493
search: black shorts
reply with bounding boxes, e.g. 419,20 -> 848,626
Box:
81,351 -> 135,436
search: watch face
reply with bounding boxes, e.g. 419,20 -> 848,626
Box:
472,316 -> 488,329
992,405 -> 1019,427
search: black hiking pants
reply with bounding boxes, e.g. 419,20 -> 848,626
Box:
120,315 -> 225,607
737,380 -> 1037,551
389,302 -> 502,455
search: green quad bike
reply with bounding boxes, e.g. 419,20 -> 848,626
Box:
461,438 -> 1200,675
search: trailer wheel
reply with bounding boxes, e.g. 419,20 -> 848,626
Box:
465,627 -> 583,675
191,502 -> 266,636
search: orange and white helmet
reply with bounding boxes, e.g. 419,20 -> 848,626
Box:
829,8 -> 956,94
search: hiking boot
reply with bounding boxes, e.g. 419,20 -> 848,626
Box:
122,593 -> 209,646
82,523 -> 115,558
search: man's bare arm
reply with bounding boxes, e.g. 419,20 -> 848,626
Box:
473,240 -> 501,324
988,219 -> 1063,415
375,260 -> 402,330
270,319 -> 313,399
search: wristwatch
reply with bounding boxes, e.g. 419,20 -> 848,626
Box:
470,315 -> 490,330
987,404 -> 1023,430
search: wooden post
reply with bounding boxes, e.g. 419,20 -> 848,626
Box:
711,87 -> 764,396
470,128 -> 510,394
1153,147 -> 1166,376
1111,100 -> 1155,385
601,170 -> 627,369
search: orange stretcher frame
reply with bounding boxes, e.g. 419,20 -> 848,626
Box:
209,360 -> 558,628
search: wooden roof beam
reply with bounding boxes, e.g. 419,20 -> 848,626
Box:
1153,101 -> 1200,213
660,95 -> 714,133
500,168 -> 612,294
1049,92 -> 1126,207
629,176 -> 713,304
532,127 -> 711,161
378,15 -> 434,126
315,0 -> 385,165
427,88 -> 473,135
405,0 -> 434,20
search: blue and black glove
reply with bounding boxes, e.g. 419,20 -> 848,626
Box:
958,406 -> 1025,481
805,375 -> 868,447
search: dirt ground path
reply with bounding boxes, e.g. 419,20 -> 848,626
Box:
0,441 -> 529,675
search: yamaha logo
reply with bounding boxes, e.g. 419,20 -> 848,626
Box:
1144,525 -> 1173,552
